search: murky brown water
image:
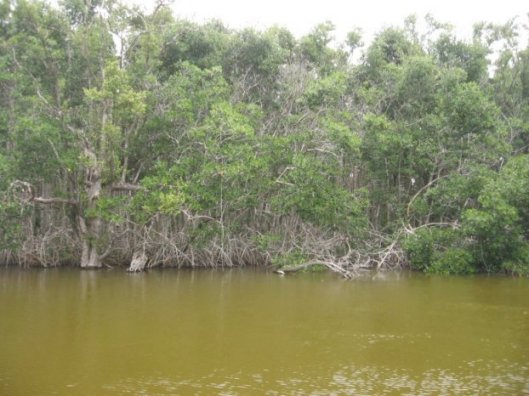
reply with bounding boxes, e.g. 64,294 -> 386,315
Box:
0,268 -> 528,395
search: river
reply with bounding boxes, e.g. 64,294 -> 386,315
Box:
0,268 -> 528,395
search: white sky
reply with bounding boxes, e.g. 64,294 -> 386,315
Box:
154,0 -> 528,45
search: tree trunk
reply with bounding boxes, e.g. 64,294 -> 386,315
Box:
81,238 -> 102,268
79,147 -> 104,269
79,216 -> 103,269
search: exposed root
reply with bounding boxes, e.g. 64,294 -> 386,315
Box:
275,227 -> 407,279
1,202 -> 409,276
11,225 -> 79,268
127,251 -> 148,272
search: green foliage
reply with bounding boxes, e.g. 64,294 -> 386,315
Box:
92,196 -> 128,223
406,154 -> 529,274
2,3 -> 529,273
271,250 -> 308,269
303,71 -> 348,109
404,227 -> 462,271
461,155 -> 529,272
502,244 -> 529,276
160,20 -> 229,74
0,198 -> 25,250
346,28 -> 363,55
366,27 -> 419,69
397,56 -> 439,114
404,228 -> 475,275
271,152 -> 367,232
433,33 -> 489,83
253,233 -> 282,252
417,168 -> 492,220
444,82 -> 498,137
133,164 -> 187,221
428,248 -> 475,275
300,21 -> 346,75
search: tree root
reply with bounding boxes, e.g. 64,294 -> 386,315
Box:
127,251 -> 148,272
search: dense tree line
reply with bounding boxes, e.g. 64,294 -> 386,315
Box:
1,0 -> 528,275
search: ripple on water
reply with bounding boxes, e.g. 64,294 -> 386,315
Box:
102,359 -> 529,395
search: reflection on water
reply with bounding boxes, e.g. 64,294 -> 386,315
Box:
0,268 -> 528,395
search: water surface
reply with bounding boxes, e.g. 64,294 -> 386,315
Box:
0,268 -> 528,395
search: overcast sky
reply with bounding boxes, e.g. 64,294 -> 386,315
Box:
147,0 -> 528,44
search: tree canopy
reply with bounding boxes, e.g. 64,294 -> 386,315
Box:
1,0 -> 528,275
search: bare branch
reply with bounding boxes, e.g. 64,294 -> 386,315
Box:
33,197 -> 78,205
111,183 -> 145,192
406,174 -> 450,219
10,180 -> 78,206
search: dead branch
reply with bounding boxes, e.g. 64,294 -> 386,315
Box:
127,251 -> 148,272
111,183 -> 145,192
10,180 -> 78,206
406,174 -> 450,218
33,197 -> 79,205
